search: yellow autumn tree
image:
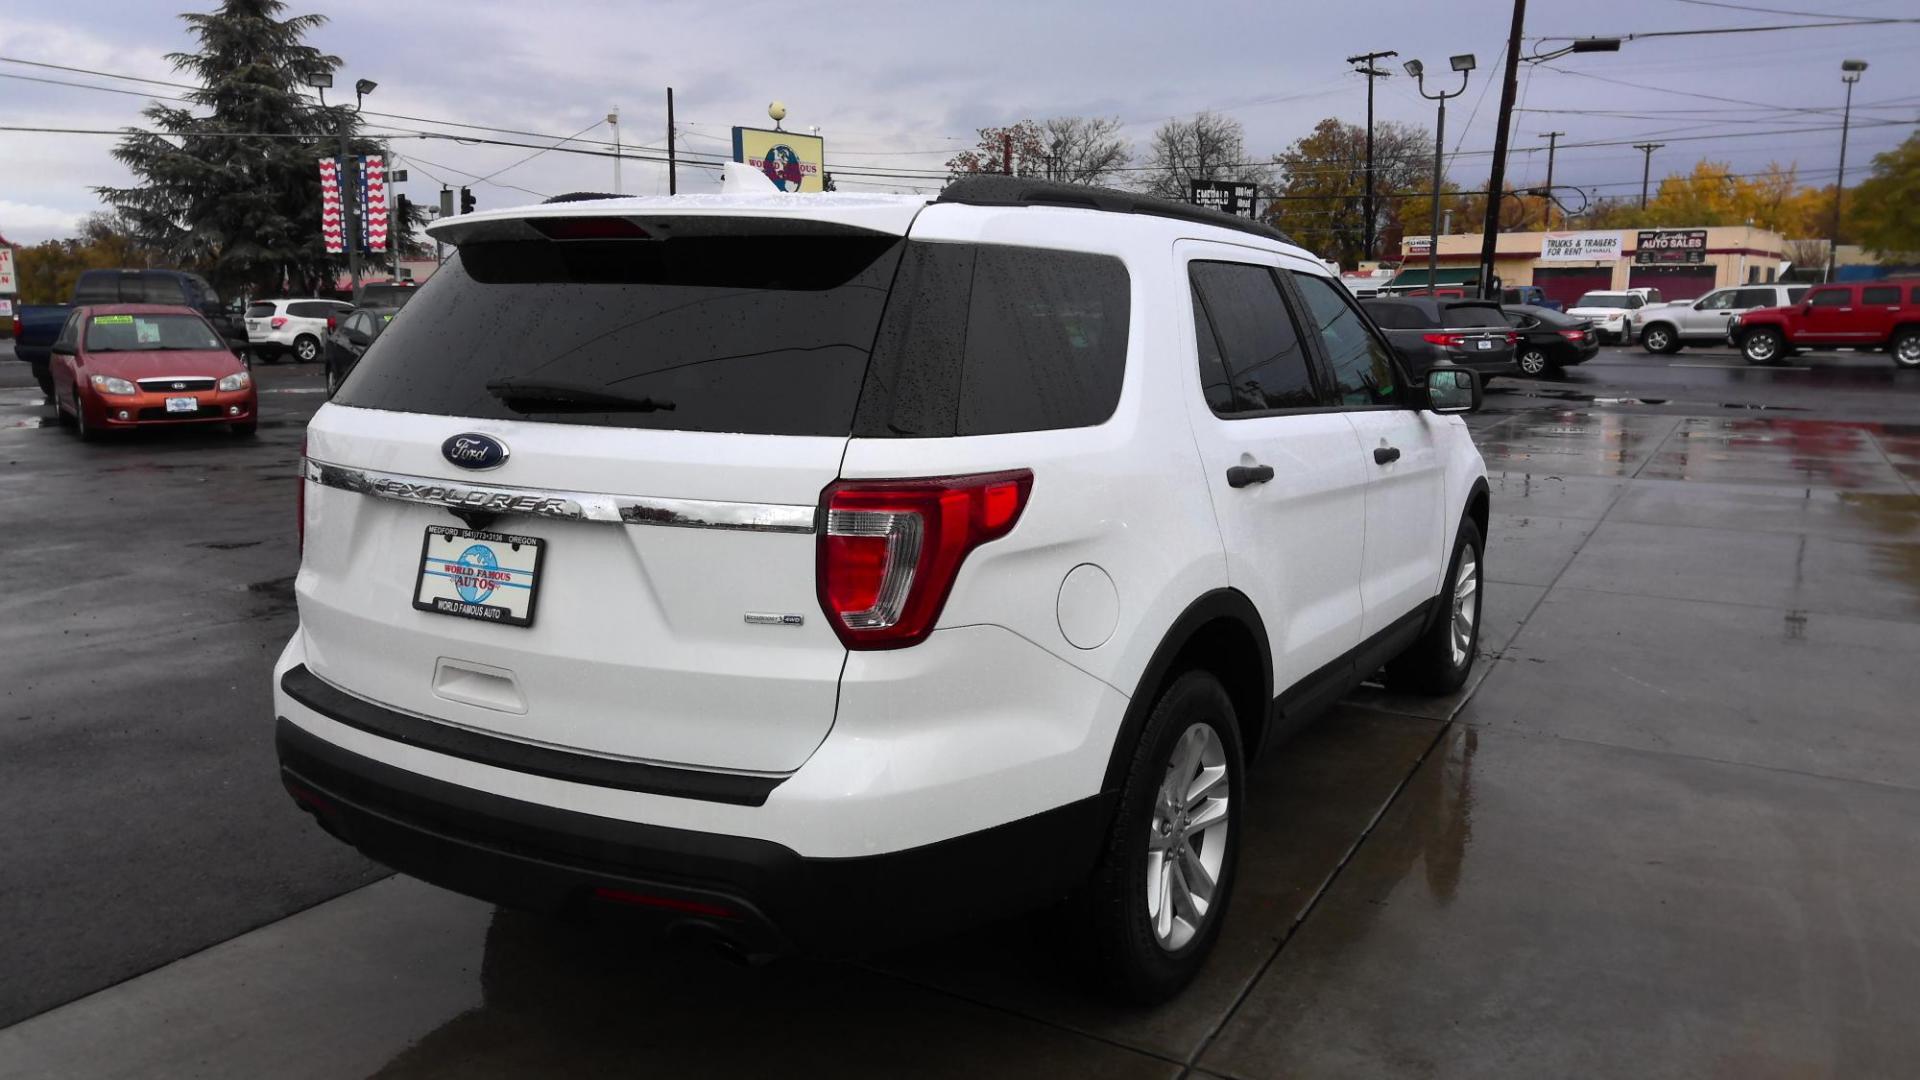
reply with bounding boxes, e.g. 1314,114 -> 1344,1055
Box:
1586,159 -> 1831,235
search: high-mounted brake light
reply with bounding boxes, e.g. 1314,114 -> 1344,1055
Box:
818,470 -> 1033,650
532,217 -> 651,241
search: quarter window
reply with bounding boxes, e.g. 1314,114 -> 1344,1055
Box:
1732,288 -> 1775,309
1188,261 -> 1320,415
1293,272 -> 1398,407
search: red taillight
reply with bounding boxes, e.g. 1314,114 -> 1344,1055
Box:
8,316 -> 19,339
297,436 -> 307,555
1558,329 -> 1586,341
1422,332 -> 1466,348
818,470 -> 1033,650
532,217 -> 651,240
1506,331 -> 1519,345
271,316 -> 288,329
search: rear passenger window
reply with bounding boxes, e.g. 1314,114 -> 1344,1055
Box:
1732,289 -> 1775,309
1293,273 -> 1398,407
1862,286 -> 1900,305
852,243 -> 1131,437
1362,301 -> 1430,330
1788,288 -> 1808,303
288,301 -> 334,319
141,277 -> 187,304
1188,261 -> 1319,415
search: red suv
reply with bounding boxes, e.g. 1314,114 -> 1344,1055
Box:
1734,280 -> 1920,368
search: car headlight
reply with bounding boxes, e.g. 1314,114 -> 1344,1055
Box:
218,371 -> 251,392
89,375 -> 139,395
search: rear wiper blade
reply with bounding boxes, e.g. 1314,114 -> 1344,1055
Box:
484,378 -> 676,413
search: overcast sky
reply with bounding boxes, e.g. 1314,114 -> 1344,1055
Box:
3,0 -> 1917,244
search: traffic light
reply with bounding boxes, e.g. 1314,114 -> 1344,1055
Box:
460,187 -> 476,215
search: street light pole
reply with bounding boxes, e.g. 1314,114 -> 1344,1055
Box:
1539,131 -> 1564,228
1346,50 -> 1397,262
1407,56 -> 1474,296
608,108 -> 620,194
1828,60 -> 1868,283
309,73 -> 376,297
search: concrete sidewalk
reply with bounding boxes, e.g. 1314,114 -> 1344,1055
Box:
4,408 -> 1918,1079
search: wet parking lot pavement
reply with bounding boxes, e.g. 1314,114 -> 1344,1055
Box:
3,347 -> 1919,1077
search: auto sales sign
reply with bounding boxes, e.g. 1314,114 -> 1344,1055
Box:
1541,231 -> 1622,261
1635,229 -> 1708,264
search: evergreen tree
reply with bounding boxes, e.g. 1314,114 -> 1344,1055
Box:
98,1 -> 408,295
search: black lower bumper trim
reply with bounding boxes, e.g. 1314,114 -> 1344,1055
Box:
275,718 -> 1110,954
281,665 -> 781,806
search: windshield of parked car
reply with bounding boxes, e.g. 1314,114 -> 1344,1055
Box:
84,313 -> 225,352
1575,293 -> 1633,309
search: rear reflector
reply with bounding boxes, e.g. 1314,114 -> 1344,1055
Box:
532,217 -> 651,241
592,887 -> 737,919
818,470 -> 1033,650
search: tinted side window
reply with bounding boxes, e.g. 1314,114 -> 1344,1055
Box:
141,276 -> 187,304
954,247 -> 1130,436
288,301 -> 334,319
1363,301 -> 1431,330
1293,272 -> 1398,407
1696,290 -> 1736,310
1788,287 -> 1808,303
1189,261 -> 1318,415
54,311 -> 82,351
852,243 -> 1131,437
1190,284 -> 1235,414
1732,288 -> 1775,309
1862,286 -> 1900,305
1809,289 -> 1849,307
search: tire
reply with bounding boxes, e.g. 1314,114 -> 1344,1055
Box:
55,388 -> 75,427
292,335 -> 321,363
1086,669 -> 1243,1004
1516,348 -> 1557,377
73,390 -> 100,442
1893,328 -> 1920,370
1384,518 -> 1484,696
1641,324 -> 1680,355
31,361 -> 55,402
1742,328 -> 1785,366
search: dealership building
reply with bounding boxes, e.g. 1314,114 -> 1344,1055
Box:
1392,225 -> 1790,307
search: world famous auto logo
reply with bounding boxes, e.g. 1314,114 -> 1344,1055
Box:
449,544 -> 509,604
760,144 -> 806,191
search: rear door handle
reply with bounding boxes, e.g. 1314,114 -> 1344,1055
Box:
1374,446 -> 1401,466
1226,464 -> 1274,488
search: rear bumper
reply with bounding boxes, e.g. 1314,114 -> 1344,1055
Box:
276,716 -> 1110,954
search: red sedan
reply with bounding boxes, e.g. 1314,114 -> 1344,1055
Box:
50,304 -> 258,438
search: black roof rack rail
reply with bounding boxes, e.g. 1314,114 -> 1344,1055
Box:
542,191 -> 624,204
935,176 -> 1297,247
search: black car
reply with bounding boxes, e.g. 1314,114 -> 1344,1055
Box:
1359,297 -> 1516,381
1503,304 -> 1600,377
324,306 -> 398,395
353,281 -> 419,308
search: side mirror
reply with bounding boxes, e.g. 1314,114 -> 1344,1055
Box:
50,342 -> 75,356
1424,367 -> 1482,414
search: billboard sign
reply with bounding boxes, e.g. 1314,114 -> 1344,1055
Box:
732,127 -> 826,192
1189,179 -> 1259,219
1402,236 -> 1432,256
0,246 -> 15,295
1635,229 -> 1707,264
1541,231 -> 1622,261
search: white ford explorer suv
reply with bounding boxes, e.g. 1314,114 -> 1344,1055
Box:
274,178 -> 1491,1002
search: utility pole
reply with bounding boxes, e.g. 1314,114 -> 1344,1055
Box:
667,87 -> 678,195
1003,131 -> 1013,175
1633,143 -> 1664,208
1346,49 -> 1398,262
1476,0 -> 1526,300
1539,131 -> 1564,228
608,107 -> 620,194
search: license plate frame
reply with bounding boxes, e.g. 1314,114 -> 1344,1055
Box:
165,396 -> 199,413
412,525 -> 546,628
1476,339 -> 1493,351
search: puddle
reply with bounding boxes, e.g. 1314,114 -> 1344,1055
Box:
199,540 -> 265,551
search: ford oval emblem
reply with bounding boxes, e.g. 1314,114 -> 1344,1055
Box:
442,433 -> 509,471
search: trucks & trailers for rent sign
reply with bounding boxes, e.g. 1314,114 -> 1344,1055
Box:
1541,231 -> 1622,261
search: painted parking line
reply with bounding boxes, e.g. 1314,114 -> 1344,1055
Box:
1670,362 -> 1811,371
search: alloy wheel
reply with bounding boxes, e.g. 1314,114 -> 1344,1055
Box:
1645,329 -> 1670,353
1450,548 -> 1480,667
1147,722 -> 1230,952
1518,349 -> 1548,376
1746,333 -> 1779,363
1897,335 -> 1920,368
295,337 -> 319,362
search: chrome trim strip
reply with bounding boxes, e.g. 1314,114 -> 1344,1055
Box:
304,459 -> 818,534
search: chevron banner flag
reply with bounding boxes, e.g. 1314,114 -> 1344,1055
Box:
362,154 -> 389,253
318,157 -> 345,254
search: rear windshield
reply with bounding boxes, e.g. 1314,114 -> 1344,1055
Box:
1360,301 -> 1434,330
85,313 -> 223,352
1442,304 -> 1510,328
334,232 -> 1131,438
245,303 -> 276,318
1574,293 -> 1633,309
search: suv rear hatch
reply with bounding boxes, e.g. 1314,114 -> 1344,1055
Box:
303,204 -> 919,774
